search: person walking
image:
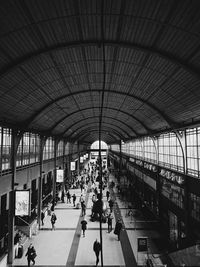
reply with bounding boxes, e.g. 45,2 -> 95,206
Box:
107,213 -> 113,233
93,239 -> 101,266
51,213 -> 57,230
61,190 -> 65,203
108,198 -> 114,213
114,219 -> 123,241
72,193 -> 76,207
81,218 -> 87,237
106,190 -> 110,201
41,211 -> 45,226
25,243 -> 37,266
66,191 -> 71,203
81,200 -> 86,216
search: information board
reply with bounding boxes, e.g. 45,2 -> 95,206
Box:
137,237 -> 148,252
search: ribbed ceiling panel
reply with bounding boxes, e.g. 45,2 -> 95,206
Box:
0,0 -> 200,144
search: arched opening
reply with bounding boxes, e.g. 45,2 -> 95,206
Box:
90,140 -> 108,150
90,141 -> 108,170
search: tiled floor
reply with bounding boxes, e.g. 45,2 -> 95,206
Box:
13,175 -> 166,267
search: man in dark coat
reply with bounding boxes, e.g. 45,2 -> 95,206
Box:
93,239 -> 101,266
41,211 -> 45,226
72,193 -> 76,207
25,243 -> 37,266
114,219 -> 123,241
107,213 -> 113,233
108,199 -> 114,213
81,218 -> 87,237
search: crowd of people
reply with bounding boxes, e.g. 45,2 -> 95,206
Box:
22,163 -> 124,267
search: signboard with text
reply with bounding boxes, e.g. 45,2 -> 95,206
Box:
15,190 -> 30,216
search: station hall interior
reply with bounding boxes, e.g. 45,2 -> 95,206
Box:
1,0 -> 200,266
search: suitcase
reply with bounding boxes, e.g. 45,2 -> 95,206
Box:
17,245 -> 23,258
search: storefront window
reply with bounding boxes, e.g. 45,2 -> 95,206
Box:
169,211 -> 178,243
190,193 -> 200,222
2,128 -> 11,170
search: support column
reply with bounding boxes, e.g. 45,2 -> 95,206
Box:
8,130 -> 21,264
53,139 -> 58,202
37,136 -> 45,229
62,141 -> 66,191
77,142 -> 80,175
67,155 -> 71,184
119,141 -> 122,182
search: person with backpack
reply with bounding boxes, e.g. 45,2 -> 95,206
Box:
81,218 -> 87,237
25,243 -> 37,266
93,239 -> 101,266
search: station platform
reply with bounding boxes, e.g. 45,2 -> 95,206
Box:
12,174 -> 166,267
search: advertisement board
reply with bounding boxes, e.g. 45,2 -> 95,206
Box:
70,161 -> 76,171
56,169 -> 64,182
80,156 -> 83,163
15,190 -> 30,216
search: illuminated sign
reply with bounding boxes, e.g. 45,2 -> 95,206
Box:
15,190 -> 30,216
56,169 -> 64,182
80,156 -> 83,163
70,161 -> 76,171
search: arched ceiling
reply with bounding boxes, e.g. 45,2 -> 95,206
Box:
0,0 -> 200,145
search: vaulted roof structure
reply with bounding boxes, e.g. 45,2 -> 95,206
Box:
0,0 -> 200,144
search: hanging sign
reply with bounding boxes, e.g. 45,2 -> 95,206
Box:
15,190 -> 30,216
70,161 -> 76,171
56,169 -> 64,182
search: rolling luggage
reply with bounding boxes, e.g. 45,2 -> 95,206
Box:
17,245 -> 23,258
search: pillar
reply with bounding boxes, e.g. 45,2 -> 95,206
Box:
37,136 -> 45,229
7,130 -> 21,264
119,141 -> 122,181
53,139 -> 58,202
77,142 -> 80,175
